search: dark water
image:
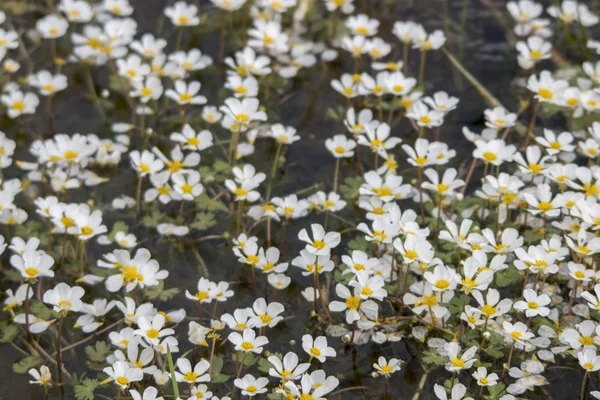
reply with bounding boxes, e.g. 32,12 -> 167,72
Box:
0,0 -> 581,399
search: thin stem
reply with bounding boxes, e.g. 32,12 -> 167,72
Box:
418,51 -> 427,87
167,345 -> 180,398
333,158 -> 341,193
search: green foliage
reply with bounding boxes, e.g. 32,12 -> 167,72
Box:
339,176 -> 364,200
12,356 -> 40,374
0,322 -> 19,343
195,193 -> 227,212
141,205 -> 169,228
484,382 -> 507,400
107,221 -> 129,241
191,212 -> 217,231
210,356 -> 224,378
74,378 -> 101,400
145,281 -> 180,301
347,235 -> 369,252
495,267 -> 524,288
421,348 -> 446,367
29,301 -> 57,320
199,160 -> 230,183
85,341 -> 112,364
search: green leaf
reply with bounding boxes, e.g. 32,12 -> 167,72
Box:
258,354 -> 278,374
211,373 -> 231,383
145,281 -> 180,301
495,267 -> 523,288
85,341 -> 112,363
13,356 -> 40,374
191,212 -> 217,231
339,176 -> 363,200
210,356 -> 224,377
421,349 -> 446,367
107,221 -> 129,241
0,323 -> 19,343
347,235 -> 369,252
29,301 -> 55,320
195,194 -> 227,212
74,378 -> 101,400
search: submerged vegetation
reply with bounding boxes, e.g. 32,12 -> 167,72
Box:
3,0 -> 600,399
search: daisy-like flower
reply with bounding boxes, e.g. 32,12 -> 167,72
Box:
329,283 -> 378,323
134,314 -> 175,345
373,357 -> 401,377
582,284 -> 600,310
220,98 -> 267,132
433,383 -> 472,400
36,14 -> 69,39
357,123 -> 401,156
172,171 -> 203,200
568,262 -> 594,282
43,282 -> 84,315
527,70 -> 568,103
325,134 -> 356,158
444,342 -> 477,372
424,264 -> 458,292
523,183 -> 563,217
268,352 -> 310,381
234,374 -> 269,397
360,170 -> 410,202
344,108 -> 379,136
102,361 -> 143,389
535,129 -> 574,155
225,74 -> 259,98
407,102 -> 444,128
129,387 -> 163,400
269,124 -> 300,145
422,168 -> 464,197
10,250 -> 55,280
423,91 -> 459,113
516,36 -> 552,66
130,150 -> 164,176
560,320 -> 600,350
472,366 -> 499,387
578,349 -> 600,372
165,80 -> 207,105
514,289 -> 551,317
28,366 -> 52,386
249,298 -> 284,328
473,139 -> 516,166
502,321 -> 534,344
174,358 -> 210,384
30,70 -> 68,96
229,328 -> 269,354
164,1 -> 200,26
170,124 -> 213,152
130,76 -> 163,102
331,73 -> 358,98
301,334 -> 336,362
298,223 -> 341,256
1,90 -> 39,118
484,107 -> 517,130
346,14 -> 379,36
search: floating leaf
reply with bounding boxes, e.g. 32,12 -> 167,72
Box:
191,212 -> 217,231
0,323 -> 19,343
13,356 -> 40,374
74,378 -> 101,400
195,194 -> 227,212
85,341 -> 112,363
339,176 -> 363,200
210,356 -> 224,377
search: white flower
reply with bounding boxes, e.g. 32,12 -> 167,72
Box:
301,334 -> 336,362
174,358 -> 210,383
298,223 -> 341,256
